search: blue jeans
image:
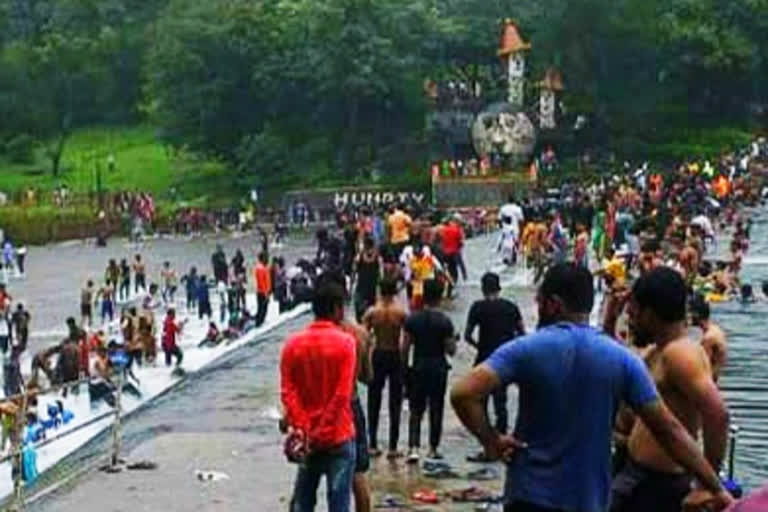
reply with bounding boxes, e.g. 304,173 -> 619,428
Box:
291,440 -> 356,512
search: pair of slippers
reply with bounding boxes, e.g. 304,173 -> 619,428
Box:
446,486 -> 503,503
421,461 -> 499,481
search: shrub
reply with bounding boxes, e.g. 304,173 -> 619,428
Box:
5,134 -> 36,164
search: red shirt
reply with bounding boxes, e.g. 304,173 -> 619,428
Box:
162,316 -> 180,350
280,320 -> 356,449
441,222 -> 464,256
254,264 -> 272,295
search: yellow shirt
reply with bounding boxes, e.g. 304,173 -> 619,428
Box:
410,256 -> 434,296
603,257 -> 627,286
388,211 -> 412,244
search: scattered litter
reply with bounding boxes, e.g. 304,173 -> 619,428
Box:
127,461 -> 158,471
411,489 -> 439,504
195,470 -> 230,482
262,406 -> 282,421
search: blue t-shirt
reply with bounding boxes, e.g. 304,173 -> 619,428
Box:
486,323 -> 658,512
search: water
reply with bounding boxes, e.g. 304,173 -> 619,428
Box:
5,213 -> 766,510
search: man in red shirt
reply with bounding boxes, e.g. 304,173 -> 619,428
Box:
162,308 -> 185,368
281,279 -> 357,512
254,252 -> 272,327
440,216 -> 465,296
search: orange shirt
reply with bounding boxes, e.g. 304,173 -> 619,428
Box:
254,264 -> 272,295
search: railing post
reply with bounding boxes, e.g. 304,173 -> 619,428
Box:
110,370 -> 123,468
10,390 -> 28,512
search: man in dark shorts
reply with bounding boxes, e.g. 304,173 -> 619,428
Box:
363,279 -> 407,458
81,280 -> 94,328
464,272 -> 525,458
402,279 -> 456,463
133,254 -> 147,294
451,263 -> 732,512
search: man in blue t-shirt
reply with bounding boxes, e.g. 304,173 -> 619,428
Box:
451,263 -> 732,512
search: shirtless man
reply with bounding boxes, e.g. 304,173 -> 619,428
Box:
678,243 -> 700,282
81,280 -> 95,328
362,279 -> 407,458
690,296 -> 728,383
339,309 -> 373,512
611,267 -> 730,512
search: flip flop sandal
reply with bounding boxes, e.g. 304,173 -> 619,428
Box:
423,466 -> 461,479
466,467 -> 500,481
374,495 -> 409,509
466,452 -> 494,463
411,489 -> 439,504
422,460 -> 451,472
447,487 -> 495,503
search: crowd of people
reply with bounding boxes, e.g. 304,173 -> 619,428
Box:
278,137 -> 768,512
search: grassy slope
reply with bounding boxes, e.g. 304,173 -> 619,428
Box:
0,126 -> 238,204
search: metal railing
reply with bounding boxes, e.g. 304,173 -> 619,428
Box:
0,372 -> 126,512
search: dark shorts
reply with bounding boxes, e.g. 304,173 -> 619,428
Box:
81,303 -> 92,317
352,397 -> 370,473
610,457 -> 691,512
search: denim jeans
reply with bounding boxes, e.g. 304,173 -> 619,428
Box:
291,439 -> 356,512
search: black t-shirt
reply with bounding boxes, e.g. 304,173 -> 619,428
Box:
465,298 -> 524,363
356,254 -> 380,297
404,309 -> 454,366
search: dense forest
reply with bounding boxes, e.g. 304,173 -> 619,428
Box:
1,0 -> 767,186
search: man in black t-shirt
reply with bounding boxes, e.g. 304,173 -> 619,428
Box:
464,272 -> 525,444
402,279 -> 456,463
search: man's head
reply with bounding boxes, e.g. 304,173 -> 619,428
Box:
379,279 -> 398,298
87,280 -> 93,287
312,279 -> 345,322
537,263 -> 594,328
167,308 -> 176,318
481,272 -> 501,298
423,279 -> 444,307
363,236 -> 375,251
135,254 -> 141,262
628,267 -> 687,347
689,293 -> 710,327
164,261 -> 170,268
258,252 -> 268,265
66,317 -> 76,328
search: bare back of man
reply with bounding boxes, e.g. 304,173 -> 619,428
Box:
701,322 -> 727,383
628,337 -> 713,473
363,300 -> 406,352
363,292 -> 407,457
